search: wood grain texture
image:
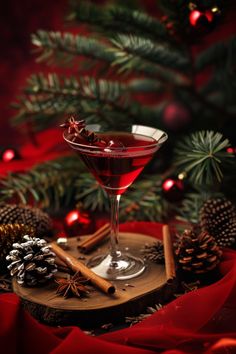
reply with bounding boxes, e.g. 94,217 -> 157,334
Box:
13,232 -> 175,328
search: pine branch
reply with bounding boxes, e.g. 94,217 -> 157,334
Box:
12,73 -> 166,130
12,73 -> 128,126
75,173 -> 109,212
0,156 -> 80,210
110,34 -> 189,71
32,30 -> 189,86
32,30 -> 115,66
75,172 -> 170,221
0,156 -> 171,221
120,176 -> 170,222
68,2 -> 171,42
176,190 -> 224,224
109,7 -> 169,40
108,34 -> 190,85
174,131 -> 234,186
127,78 -> 164,93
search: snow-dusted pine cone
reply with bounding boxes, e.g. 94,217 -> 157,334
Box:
200,197 -> 236,247
6,235 -> 57,286
0,203 -> 53,237
0,224 -> 34,269
175,229 -> 222,274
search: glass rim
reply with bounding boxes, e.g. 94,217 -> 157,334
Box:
63,124 -> 168,151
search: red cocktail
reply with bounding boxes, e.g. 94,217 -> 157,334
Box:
75,131 -> 157,195
63,123 -> 168,280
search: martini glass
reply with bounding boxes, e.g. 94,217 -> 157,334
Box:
63,124 -> 167,280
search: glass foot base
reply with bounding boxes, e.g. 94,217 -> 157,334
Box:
86,252 -> 145,280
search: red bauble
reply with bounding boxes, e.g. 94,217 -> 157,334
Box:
1,148 -> 20,162
162,178 -> 185,202
64,209 -> 94,237
189,9 -> 213,27
188,3 -> 221,34
163,102 -> 191,131
227,147 -> 236,155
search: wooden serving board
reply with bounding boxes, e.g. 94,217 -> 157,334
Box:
13,232 -> 174,328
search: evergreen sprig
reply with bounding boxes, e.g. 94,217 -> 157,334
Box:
0,156 -> 80,209
110,34 -> 189,72
68,2 -> 170,41
120,176 -> 169,222
176,190 -> 224,224
32,30 -> 115,66
32,30 -> 188,85
174,131 -> 234,185
13,73 -> 127,126
75,173 -> 109,212
0,160 -> 169,222
75,173 -> 170,221
12,73 -> 166,130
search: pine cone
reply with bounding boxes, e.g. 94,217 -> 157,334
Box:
141,241 -> 164,263
0,224 -> 34,268
200,198 -> 236,247
0,204 -> 53,237
175,229 -> 222,274
6,235 -> 57,286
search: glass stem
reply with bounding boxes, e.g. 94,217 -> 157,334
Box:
109,194 -> 121,260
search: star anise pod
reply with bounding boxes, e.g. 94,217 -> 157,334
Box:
55,272 -> 90,298
60,116 -> 86,135
60,115 -> 107,146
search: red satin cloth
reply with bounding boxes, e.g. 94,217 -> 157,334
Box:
0,222 -> 236,354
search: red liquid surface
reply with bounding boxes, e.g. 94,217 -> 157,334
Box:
75,132 -> 157,195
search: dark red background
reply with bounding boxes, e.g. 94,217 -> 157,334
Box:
0,0 -> 66,145
1,0 -> 236,147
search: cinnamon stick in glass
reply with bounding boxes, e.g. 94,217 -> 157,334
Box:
162,224 -> 176,282
78,223 -> 110,253
50,242 -> 116,295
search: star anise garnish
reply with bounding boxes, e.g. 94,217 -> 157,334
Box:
60,115 -> 106,146
55,272 -> 90,298
60,116 -> 86,135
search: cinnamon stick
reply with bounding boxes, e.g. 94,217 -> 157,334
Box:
50,242 -> 116,295
55,258 -> 72,274
162,224 -> 176,282
78,223 -> 110,253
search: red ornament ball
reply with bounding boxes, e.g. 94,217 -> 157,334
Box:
227,147 -> 236,155
188,4 -> 222,34
162,178 -> 185,202
189,9 -> 213,27
1,148 -> 20,162
163,102 -> 191,131
64,209 -> 94,237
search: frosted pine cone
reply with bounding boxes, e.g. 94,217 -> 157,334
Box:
0,223 -> 34,270
6,235 -> 57,286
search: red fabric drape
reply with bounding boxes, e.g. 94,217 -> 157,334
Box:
1,222 -> 236,354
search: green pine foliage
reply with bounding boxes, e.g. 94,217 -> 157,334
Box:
0,156 -> 80,209
2,0 -> 236,223
174,131 -> 233,185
